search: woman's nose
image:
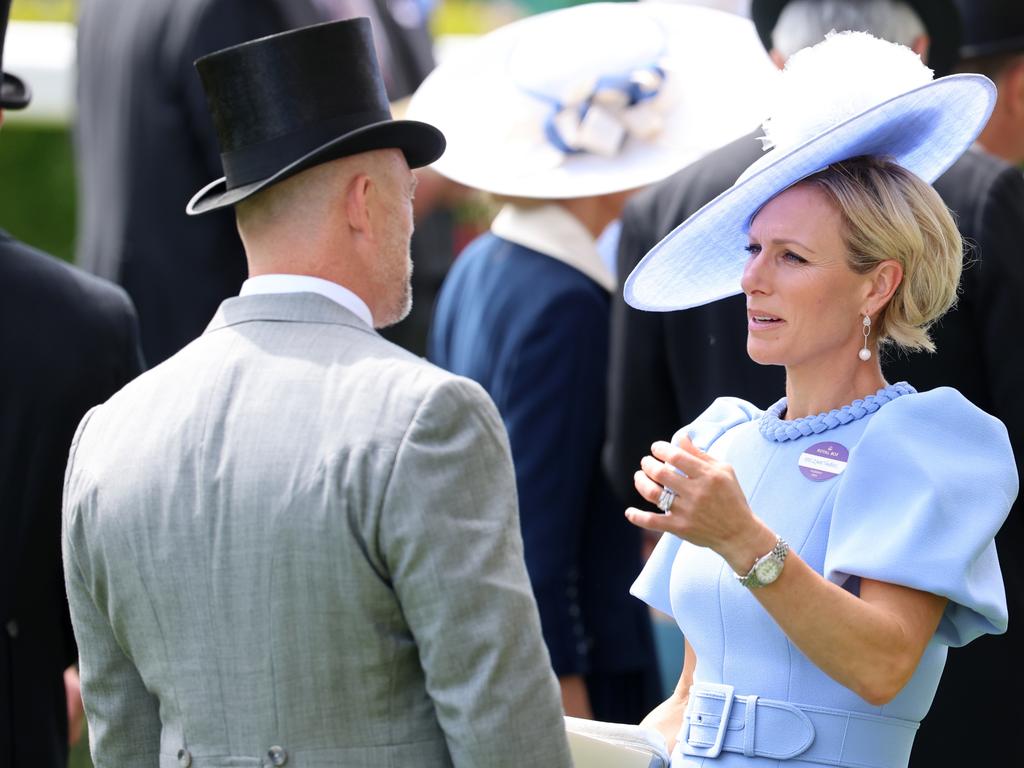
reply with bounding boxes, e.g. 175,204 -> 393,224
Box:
741,251 -> 769,296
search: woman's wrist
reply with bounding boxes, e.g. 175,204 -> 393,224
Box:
720,521 -> 779,576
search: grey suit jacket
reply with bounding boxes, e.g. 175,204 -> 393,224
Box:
63,293 -> 572,768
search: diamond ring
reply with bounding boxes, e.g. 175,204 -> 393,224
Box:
657,486 -> 676,513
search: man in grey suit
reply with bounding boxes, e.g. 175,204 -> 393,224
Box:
63,18 -> 571,768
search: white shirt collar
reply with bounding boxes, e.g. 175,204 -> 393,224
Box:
239,274 -> 374,328
490,203 -> 616,293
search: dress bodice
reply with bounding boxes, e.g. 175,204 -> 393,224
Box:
632,384 -> 1016,767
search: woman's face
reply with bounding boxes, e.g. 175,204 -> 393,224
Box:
741,183 -> 876,371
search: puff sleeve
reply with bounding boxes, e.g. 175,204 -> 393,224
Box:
630,397 -> 761,616
825,388 -> 1017,647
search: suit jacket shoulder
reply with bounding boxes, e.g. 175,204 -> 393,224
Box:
933,147 -> 1023,241
0,231 -> 143,381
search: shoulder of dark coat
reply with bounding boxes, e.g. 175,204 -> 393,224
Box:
0,232 -> 136,323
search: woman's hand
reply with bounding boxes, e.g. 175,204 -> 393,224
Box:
642,637 -> 696,754
626,435 -> 776,574
627,437 -> 947,706
65,665 -> 85,746
558,674 -> 593,719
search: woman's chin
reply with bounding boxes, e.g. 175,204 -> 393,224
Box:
746,340 -> 784,367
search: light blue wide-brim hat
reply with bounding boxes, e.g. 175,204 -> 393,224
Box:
623,31 -> 996,312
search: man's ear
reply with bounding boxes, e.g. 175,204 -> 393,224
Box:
1003,57 -> 1024,118
345,172 -> 373,236
864,260 -> 903,316
910,34 -> 930,65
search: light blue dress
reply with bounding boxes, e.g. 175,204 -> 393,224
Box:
631,383 -> 1017,768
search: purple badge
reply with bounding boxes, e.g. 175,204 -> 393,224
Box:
798,442 -> 849,482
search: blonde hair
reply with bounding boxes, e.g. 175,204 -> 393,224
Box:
800,156 -> 962,352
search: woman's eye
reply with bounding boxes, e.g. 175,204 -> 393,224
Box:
744,244 -> 761,257
783,250 -> 807,264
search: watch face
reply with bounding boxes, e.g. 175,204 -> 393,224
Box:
754,557 -> 783,584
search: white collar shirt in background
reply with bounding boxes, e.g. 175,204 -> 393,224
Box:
490,203 -> 616,293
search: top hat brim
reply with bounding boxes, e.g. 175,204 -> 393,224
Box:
623,74 -> 994,312
0,71 -> 31,109
187,118 -> 444,216
751,0 -> 961,77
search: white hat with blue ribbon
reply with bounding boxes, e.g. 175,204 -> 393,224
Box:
623,30 -> 996,312
405,2 -> 778,198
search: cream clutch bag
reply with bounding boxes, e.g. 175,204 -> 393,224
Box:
564,716 -> 670,768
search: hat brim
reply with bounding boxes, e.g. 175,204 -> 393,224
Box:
961,34 -> 1024,60
407,3 -> 778,199
0,72 -> 31,110
751,0 -> 961,77
187,118 -> 445,216
623,73 -> 995,312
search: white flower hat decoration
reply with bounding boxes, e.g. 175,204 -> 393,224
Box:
405,2 -> 779,199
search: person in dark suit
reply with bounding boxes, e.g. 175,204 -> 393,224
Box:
606,0 -> 1024,763
952,0 -> 1024,165
0,4 -> 144,765
419,2 -> 777,719
75,0 -> 451,363
73,0 -> 319,366
908,6 -> 1024,764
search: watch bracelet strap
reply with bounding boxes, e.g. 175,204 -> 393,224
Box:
736,536 -> 788,588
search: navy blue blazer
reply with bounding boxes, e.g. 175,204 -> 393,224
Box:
429,234 -> 656,705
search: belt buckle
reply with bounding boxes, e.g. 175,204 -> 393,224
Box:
681,682 -> 735,759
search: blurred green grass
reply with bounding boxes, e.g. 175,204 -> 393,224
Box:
69,733 -> 91,768
0,124 -> 77,263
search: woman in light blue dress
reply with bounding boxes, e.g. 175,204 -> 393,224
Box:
620,32 -> 1017,768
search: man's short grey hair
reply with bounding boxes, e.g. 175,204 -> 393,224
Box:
772,0 -> 926,60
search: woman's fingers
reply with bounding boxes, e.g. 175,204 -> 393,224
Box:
634,469 -> 669,507
625,506 -> 675,532
651,440 -> 706,476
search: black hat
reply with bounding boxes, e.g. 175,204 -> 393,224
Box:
187,17 -> 445,215
953,0 -> 1024,60
751,0 -> 961,77
0,0 -> 31,110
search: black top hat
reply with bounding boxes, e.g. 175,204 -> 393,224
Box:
953,0 -> 1024,60
751,0 -> 961,77
187,17 -> 445,215
1,0 -> 31,110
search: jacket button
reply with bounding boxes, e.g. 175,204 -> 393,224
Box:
267,745 -> 288,766
177,748 -> 192,767
5,620 -> 18,639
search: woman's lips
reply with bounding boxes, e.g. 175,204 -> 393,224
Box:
748,311 -> 784,331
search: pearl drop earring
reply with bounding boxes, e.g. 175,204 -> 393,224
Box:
858,314 -> 872,361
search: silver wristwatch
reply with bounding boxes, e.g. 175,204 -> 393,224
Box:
736,537 -> 789,589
